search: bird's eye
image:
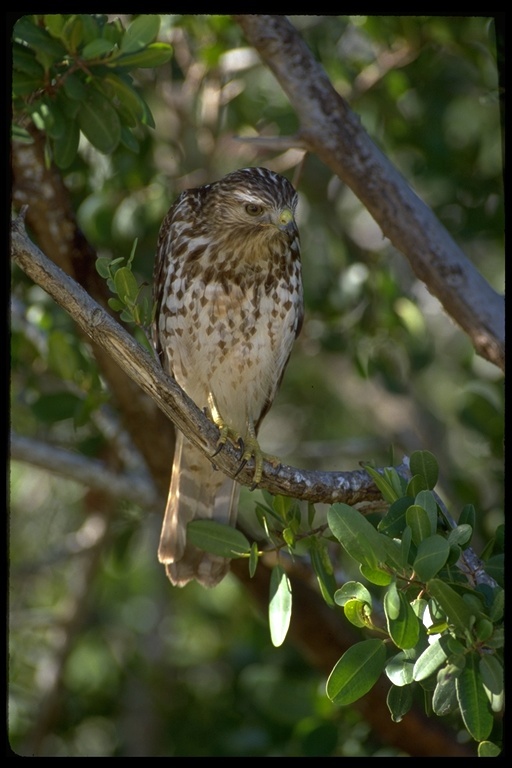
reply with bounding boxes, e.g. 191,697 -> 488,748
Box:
245,203 -> 263,216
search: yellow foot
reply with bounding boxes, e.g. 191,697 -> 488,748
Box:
208,395 -> 281,489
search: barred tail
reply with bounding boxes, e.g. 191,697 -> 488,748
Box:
158,433 -> 239,587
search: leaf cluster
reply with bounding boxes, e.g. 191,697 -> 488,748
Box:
189,451 -> 504,753
12,14 -> 172,167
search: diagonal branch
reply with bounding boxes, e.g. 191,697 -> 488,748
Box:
234,15 -> 504,372
11,209 -> 393,506
10,431 -> 158,509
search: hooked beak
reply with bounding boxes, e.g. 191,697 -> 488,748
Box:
276,207 -> 297,237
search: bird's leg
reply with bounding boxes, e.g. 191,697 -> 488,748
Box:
208,393 -> 244,461
207,394 -> 281,490
237,419 -> 283,490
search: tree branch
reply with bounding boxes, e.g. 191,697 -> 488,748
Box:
11,208 -> 393,506
10,432 -> 158,509
11,127 -> 176,497
234,15 -> 504,372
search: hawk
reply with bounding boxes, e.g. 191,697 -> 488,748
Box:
153,167 -> 303,587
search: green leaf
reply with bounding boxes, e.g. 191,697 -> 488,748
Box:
456,653 -> 493,742
113,266 -> 140,305
400,524 -> 412,566
359,563 -> 393,585
386,683 -> 413,722
413,535 -> 450,581
384,586 -> 420,649
272,493 -> 293,520
378,496 -> 413,537
414,489 -> 438,526
108,298 -> 124,312
406,473 -> 428,497
82,38 -> 117,59
269,565 -> 292,647
427,578 -> 475,634
95,256 -> 112,279
364,465 -> 405,503
406,504 -> 434,545
60,15 -> 84,53
63,72 -> 87,100
343,599 -> 370,628
385,649 -> 416,686
52,120 -> 80,168
327,504 -> 387,570
119,125 -> 140,153
326,639 -> 386,706
483,554 -> 504,587
432,664 -> 460,715
447,524 -> 473,549
478,741 -> 502,757
248,541 -> 259,578
12,70 -> 44,98
458,503 -> 476,530
109,42 -> 172,69
489,587 -> 504,622
334,581 -> 373,608
121,14 -> 161,52
186,519 -> 250,558
13,16 -> 67,59
13,42 -> 44,77
77,88 -> 121,153
43,14 -> 65,38
412,636 -> 450,682
101,72 -> 147,126
309,538 -> 337,607
409,450 -> 439,489
479,655 -> 504,713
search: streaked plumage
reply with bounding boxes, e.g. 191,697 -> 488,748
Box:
153,167 -> 303,587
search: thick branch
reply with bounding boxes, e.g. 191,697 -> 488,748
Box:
234,15 -> 504,372
11,210 -> 390,506
11,128 -> 175,496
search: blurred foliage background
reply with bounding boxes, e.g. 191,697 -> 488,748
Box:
10,14 -> 503,756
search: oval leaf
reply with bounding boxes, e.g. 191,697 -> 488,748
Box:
387,683 -> 413,723
186,519 -> 250,558
78,89 -> 121,154
121,14 -> 161,52
326,639 -> 386,706
409,450 -> 439,489
427,578 -> 475,634
52,120 -> 80,169
328,504 -> 387,570
412,636 -> 450,682
455,653 -> 493,742
343,599 -> 369,628
406,504 -> 433,545
110,42 -> 172,69
385,589 -> 420,650
478,741 -> 502,757
113,266 -> 139,304
385,650 -> 416,687
269,565 -> 292,647
334,581 -> 373,608
309,539 -> 337,607
479,655 -> 504,713
359,563 -> 393,586
413,535 -> 450,581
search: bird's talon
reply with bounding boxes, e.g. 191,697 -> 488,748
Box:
211,442 -> 224,458
234,458 -> 248,478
